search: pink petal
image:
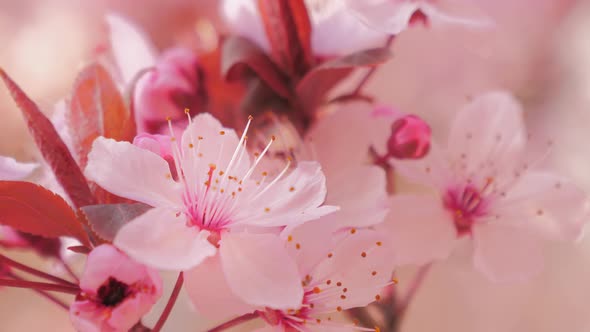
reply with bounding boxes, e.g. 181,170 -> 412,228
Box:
219,232 -> 303,309
114,207 -> 216,270
185,255 -> 255,321
283,220 -> 339,278
446,92 -> 527,180
255,326 -> 284,332
308,2 -> 385,55
307,230 -> 392,312
380,194 -> 457,266
180,113 -> 248,184
80,244 -> 158,291
321,164 -> 388,229
472,222 -> 545,282
0,156 -> 37,180
0,226 -> 27,247
495,171 -> 590,241
392,141 -> 453,190
235,162 -> 337,228
85,137 -> 182,208
109,293 -> 159,330
106,14 -> 157,84
306,103 -> 377,175
69,301 -> 109,332
345,0 -> 424,35
221,0 -> 270,51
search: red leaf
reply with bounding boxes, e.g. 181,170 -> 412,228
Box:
0,181 -> 91,247
296,47 -> 393,113
0,69 -> 96,209
68,63 -> 136,169
257,0 -> 314,76
222,36 -> 291,99
67,245 -> 91,254
81,203 -> 151,242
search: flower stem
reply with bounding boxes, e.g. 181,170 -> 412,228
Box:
0,278 -> 80,294
0,253 -> 77,287
207,311 -> 260,332
58,255 -> 79,283
8,271 -> 69,310
397,263 -> 432,315
351,35 -> 395,96
152,272 -> 184,332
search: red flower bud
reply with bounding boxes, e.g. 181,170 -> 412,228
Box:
387,115 -> 431,159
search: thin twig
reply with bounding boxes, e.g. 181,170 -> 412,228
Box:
397,264 -> 432,314
58,256 -> 79,284
351,35 -> 395,96
8,271 -> 70,310
207,311 -> 260,332
0,254 -> 77,287
0,278 -> 80,294
152,272 -> 184,332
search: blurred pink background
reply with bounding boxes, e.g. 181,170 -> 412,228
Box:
2,0 -> 590,331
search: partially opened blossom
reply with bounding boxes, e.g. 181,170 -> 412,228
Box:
384,92 -> 590,281
186,221 -> 393,331
106,14 -> 203,134
344,0 -> 493,35
0,155 -> 37,180
85,112 -> 337,308
264,226 -> 393,331
221,0 -> 386,56
303,106 -> 390,231
69,244 -> 162,332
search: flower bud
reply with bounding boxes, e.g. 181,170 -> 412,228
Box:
134,47 -> 205,134
387,114 -> 431,159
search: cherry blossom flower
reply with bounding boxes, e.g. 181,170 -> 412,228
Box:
344,0 -> 493,35
383,92 -> 590,282
106,14 -> 202,134
85,112 -> 337,308
0,155 -> 37,180
69,244 -> 162,332
187,221 -> 394,331
221,0 -> 386,56
302,106 -> 390,231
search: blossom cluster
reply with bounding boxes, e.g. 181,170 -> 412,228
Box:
0,1 -> 587,332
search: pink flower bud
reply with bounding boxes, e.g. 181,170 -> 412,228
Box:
387,114 -> 431,159
69,244 -> 162,332
134,47 -> 204,134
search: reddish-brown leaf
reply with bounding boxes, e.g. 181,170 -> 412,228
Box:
257,0 -> 314,76
222,36 -> 291,99
0,69 -> 96,209
296,47 -> 393,113
0,181 -> 91,247
67,245 -> 91,254
68,63 -> 136,169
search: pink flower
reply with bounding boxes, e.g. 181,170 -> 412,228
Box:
221,0 -> 386,56
386,114 -> 431,159
0,155 -> 37,180
134,48 -> 203,134
85,113 -> 337,308
383,92 -> 589,282
69,244 -> 162,332
303,106 -> 390,231
345,0 -> 493,35
106,14 -> 203,134
187,222 -> 393,331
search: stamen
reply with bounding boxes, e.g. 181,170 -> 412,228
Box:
251,159 -> 291,201
242,136 -> 276,182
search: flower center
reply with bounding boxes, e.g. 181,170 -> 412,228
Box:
97,277 -> 130,307
443,185 -> 488,236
